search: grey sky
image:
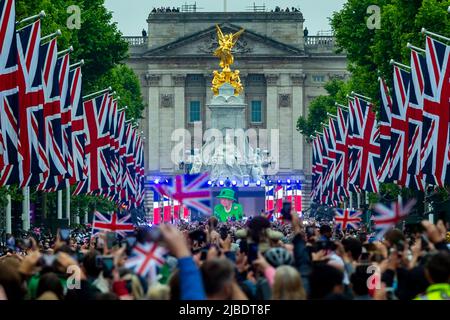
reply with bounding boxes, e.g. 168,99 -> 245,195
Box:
104,0 -> 347,36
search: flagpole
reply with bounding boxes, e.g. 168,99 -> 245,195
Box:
16,11 -> 45,26
66,187 -> 71,226
335,102 -> 348,109
357,192 -> 361,210
6,187 -> 12,234
406,43 -> 426,53
326,112 -> 337,118
389,59 -> 411,70
82,87 -> 112,101
69,59 -> 84,69
22,187 -> 30,231
84,208 -> 89,224
349,192 -> 353,210
57,190 -> 63,220
58,46 -> 73,56
350,91 -> 372,101
421,28 -> 450,42
41,29 -> 61,42
118,106 -> 128,112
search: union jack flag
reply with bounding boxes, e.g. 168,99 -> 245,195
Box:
389,66 -> 411,186
323,118 -> 337,204
377,78 -> 393,184
334,208 -> 362,230
36,39 -> 66,191
406,49 -> 427,191
125,241 -> 167,279
349,97 -> 379,193
348,97 -> 367,193
334,107 -> 350,201
74,93 -> 112,195
68,65 -> 84,185
373,199 -> 416,240
420,36 -> 450,187
91,210 -> 134,238
0,0 -> 19,170
16,20 -> 48,186
155,173 -> 212,215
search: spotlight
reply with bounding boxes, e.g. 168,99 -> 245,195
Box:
268,180 -> 272,185
165,179 -> 169,184
256,180 -> 261,186
231,180 -> 237,186
154,179 -> 160,184
277,179 -> 282,185
287,179 -> 291,185
207,180 -> 212,186
219,180 -> 224,186
243,180 -> 249,186
296,180 -> 300,184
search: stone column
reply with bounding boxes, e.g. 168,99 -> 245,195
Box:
291,74 -> 306,171
145,74 -> 161,171
204,74 -> 214,129
173,74 -> 186,170
265,74 -> 279,132
265,74 -> 279,173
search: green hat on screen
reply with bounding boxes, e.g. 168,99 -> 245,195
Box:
216,188 -> 236,201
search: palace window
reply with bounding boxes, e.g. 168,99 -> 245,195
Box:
312,75 -> 326,83
189,100 -> 201,122
251,100 -> 262,123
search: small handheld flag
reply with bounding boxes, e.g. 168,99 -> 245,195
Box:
334,208 -> 362,230
373,199 -> 416,239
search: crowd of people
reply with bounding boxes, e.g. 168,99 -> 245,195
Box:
151,7 -> 181,13
272,6 -> 301,13
0,207 -> 449,300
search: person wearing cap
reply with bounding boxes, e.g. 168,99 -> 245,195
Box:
214,188 -> 244,222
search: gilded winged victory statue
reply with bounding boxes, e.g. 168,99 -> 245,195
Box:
211,25 -> 245,96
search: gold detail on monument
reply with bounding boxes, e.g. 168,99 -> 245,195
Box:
211,25 -> 244,96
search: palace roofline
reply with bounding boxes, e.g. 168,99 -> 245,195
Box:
147,11 -> 305,23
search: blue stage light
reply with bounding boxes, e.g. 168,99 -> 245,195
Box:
256,180 -> 261,186
154,179 -> 160,184
219,180 -> 224,186
243,180 -> 249,186
287,179 -> 291,184
268,180 -> 272,185
277,179 -> 282,185
207,180 -> 212,186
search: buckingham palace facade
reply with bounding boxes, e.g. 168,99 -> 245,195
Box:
122,10 -> 348,209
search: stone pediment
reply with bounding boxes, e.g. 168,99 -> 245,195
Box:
141,24 -> 304,57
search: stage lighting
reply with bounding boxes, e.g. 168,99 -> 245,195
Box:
231,180 -> 237,186
268,180 -> 272,185
219,180 -> 224,186
154,179 -> 160,184
256,180 -> 261,186
243,180 -> 249,186
277,179 -> 282,185
287,179 -> 291,184
165,179 -> 169,184
207,180 -> 212,186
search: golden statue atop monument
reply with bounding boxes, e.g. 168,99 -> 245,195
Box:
211,25 -> 244,96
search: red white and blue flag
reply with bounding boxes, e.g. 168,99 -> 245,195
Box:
334,208 -> 362,230
420,36 -> 450,187
0,0 -> 19,171
16,20 -> 48,186
91,210 -> 134,238
125,241 -> 166,279
373,199 -> 416,240
155,173 -> 211,216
